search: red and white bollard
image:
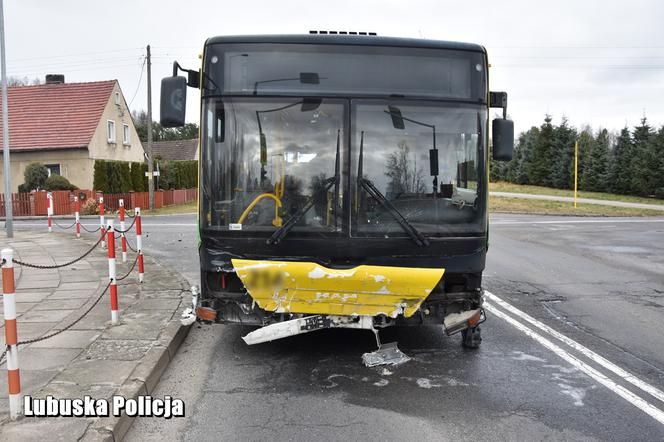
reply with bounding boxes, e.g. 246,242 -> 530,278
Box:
47,192 -> 53,232
99,196 -> 106,248
2,248 -> 21,420
119,199 -> 127,263
74,196 -> 81,238
136,207 -> 144,283
107,221 -> 119,324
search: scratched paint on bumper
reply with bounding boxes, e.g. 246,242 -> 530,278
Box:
232,259 -> 445,318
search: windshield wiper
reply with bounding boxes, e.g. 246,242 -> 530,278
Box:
267,130 -> 340,245
357,131 -> 430,247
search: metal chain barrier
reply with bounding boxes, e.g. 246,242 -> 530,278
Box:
114,215 -> 137,233
0,250 -> 141,365
115,234 -> 138,253
125,235 -> 137,252
117,254 -> 139,281
13,282 -> 112,348
13,236 -> 103,269
53,219 -> 77,230
81,223 -> 102,233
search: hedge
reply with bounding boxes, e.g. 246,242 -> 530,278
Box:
93,160 -> 134,192
94,159 -> 196,192
157,160 -> 197,190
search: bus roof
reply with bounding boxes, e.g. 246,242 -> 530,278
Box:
205,34 -> 485,54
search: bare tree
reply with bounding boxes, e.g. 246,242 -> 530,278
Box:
7,76 -> 42,87
385,140 -> 425,197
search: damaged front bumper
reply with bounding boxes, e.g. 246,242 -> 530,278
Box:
241,314 -> 375,345
240,307 -> 484,345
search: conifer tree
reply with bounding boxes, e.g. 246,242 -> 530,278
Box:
650,127 -> 664,198
631,117 -> 654,195
93,160 -> 109,192
551,117 -> 578,189
130,162 -> 145,191
582,128 -> 609,192
608,128 -> 633,194
527,115 -> 555,186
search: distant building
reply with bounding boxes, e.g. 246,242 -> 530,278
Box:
152,139 -> 199,162
0,75 -> 144,192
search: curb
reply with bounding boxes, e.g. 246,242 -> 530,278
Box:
81,264 -> 194,441
0,230 -> 194,441
84,321 -> 193,441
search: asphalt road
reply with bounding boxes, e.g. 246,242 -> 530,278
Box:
11,214 -> 664,440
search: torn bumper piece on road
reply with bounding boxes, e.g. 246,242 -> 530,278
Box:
362,342 -> 411,367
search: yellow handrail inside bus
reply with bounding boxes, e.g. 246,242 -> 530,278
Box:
237,193 -> 283,227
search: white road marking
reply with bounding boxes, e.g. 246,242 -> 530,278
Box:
491,219 -> 664,225
485,291 -> 664,405
485,302 -> 664,425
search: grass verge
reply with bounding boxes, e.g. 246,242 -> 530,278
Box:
490,196 -> 663,217
142,201 -> 197,215
490,181 -> 664,206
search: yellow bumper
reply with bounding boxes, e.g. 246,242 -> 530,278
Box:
232,259 -> 445,318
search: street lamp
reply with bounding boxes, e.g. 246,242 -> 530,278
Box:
384,105 -> 439,195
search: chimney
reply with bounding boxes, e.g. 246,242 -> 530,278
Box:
45,74 -> 65,85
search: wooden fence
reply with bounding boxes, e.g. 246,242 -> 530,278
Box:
0,188 -> 197,217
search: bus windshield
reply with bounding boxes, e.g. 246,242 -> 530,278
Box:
201,97 -> 486,236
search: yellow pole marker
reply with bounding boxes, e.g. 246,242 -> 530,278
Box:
574,140 -> 578,208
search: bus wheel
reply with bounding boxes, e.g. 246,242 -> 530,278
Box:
461,326 -> 482,349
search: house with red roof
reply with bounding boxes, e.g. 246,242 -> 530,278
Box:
0,75 -> 144,192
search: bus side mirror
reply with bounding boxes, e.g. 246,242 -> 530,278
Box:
492,118 -> 514,161
160,76 -> 187,128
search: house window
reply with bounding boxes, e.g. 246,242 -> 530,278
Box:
123,123 -> 131,146
45,164 -> 61,177
107,120 -> 116,143
115,92 -> 121,106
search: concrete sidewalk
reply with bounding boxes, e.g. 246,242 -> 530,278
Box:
490,191 -> 664,211
0,230 -> 192,440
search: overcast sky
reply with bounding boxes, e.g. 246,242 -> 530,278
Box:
4,0 -> 664,135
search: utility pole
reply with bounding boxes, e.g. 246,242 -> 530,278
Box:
146,44 -> 155,209
1,0 -> 13,237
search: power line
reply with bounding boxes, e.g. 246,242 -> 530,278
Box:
9,55 -> 145,71
9,47 -> 143,63
8,62 -> 147,76
128,56 -> 147,107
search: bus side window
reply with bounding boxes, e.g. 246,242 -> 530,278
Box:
215,105 -> 225,142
